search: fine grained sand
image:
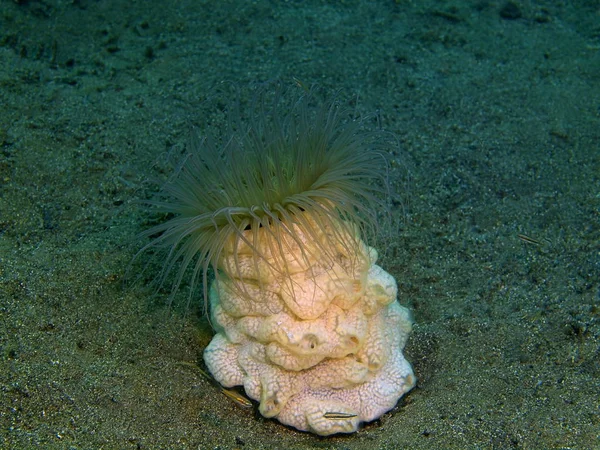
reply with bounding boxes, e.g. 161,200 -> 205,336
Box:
1,1 -> 598,449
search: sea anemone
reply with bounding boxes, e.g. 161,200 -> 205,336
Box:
139,85 -> 390,308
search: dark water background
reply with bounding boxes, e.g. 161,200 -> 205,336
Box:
1,1 -> 598,448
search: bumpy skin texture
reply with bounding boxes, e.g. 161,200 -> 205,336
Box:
203,225 -> 416,436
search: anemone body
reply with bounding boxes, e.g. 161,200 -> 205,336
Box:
141,87 -> 415,435
203,218 -> 416,435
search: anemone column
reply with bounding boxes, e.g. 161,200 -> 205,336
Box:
204,215 -> 415,435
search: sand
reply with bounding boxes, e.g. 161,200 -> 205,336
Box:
1,1 -> 598,448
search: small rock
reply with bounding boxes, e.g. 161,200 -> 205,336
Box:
499,1 -> 522,20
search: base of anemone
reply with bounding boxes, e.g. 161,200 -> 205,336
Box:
203,261 -> 416,436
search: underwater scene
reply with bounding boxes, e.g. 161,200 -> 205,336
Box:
0,1 -> 598,449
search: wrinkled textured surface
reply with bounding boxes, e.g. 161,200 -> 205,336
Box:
204,225 -> 415,435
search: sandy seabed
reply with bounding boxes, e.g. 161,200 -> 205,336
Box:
1,1 -> 598,449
